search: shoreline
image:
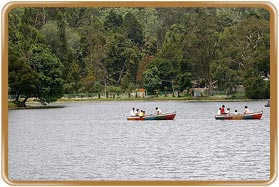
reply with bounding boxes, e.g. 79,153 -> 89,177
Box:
56,95 -> 268,103
8,97 -> 268,109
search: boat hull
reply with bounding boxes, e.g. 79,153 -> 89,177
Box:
127,113 -> 176,120
215,111 -> 263,120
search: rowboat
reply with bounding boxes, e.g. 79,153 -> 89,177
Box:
127,112 -> 176,120
215,111 -> 263,120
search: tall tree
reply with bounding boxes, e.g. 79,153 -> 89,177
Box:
9,8 -> 64,106
122,12 -> 144,46
29,45 -> 64,104
56,9 -> 69,77
212,14 -> 270,94
183,8 -> 220,88
104,34 -> 140,87
9,45 -> 64,106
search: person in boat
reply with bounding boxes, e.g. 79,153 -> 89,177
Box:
155,107 -> 162,115
220,105 -> 226,115
217,108 -> 221,115
139,110 -> 145,117
243,106 -> 250,114
135,109 -> 140,116
226,108 -> 231,115
234,110 -> 240,115
130,108 -> 136,116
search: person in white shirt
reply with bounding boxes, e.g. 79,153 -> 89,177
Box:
243,106 -> 250,114
226,108 -> 231,115
155,107 -> 162,115
130,108 -> 136,116
217,108 -> 221,115
234,110 -> 240,115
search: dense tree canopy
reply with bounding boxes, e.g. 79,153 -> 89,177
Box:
8,7 -> 270,104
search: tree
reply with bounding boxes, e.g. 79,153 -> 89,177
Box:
104,33 -> 141,87
54,9 -> 69,78
213,14 -> 270,93
79,16 -> 107,81
210,59 -> 239,95
143,36 -> 158,55
143,56 -> 179,93
9,8 -> 64,106
177,72 -> 192,92
136,55 -> 153,86
29,45 -> 65,104
182,9 -> 220,88
41,21 -> 60,54
9,59 -> 39,106
244,77 -> 269,99
9,7 -> 270,99
143,66 -> 161,92
79,69 -> 98,93
9,45 -> 64,106
104,10 -> 123,32
122,12 -> 144,46
65,62 -> 81,93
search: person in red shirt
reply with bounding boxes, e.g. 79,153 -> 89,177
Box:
221,105 -> 226,115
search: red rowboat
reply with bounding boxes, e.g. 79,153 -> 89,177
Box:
127,112 -> 176,120
215,111 -> 263,120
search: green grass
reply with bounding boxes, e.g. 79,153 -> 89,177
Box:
56,95 -> 251,102
8,101 -> 17,109
7,94 -> 255,109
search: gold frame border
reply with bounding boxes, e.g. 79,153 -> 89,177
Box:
1,1 -> 277,186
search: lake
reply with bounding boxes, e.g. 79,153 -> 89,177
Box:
8,101 -> 270,181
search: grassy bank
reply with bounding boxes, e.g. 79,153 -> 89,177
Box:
9,95 -> 262,109
57,95 -> 251,102
8,101 -> 18,109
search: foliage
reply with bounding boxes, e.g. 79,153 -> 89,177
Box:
177,72 -> 192,91
244,77 -> 270,99
9,45 -> 64,106
65,62 -> 81,93
8,7 -> 270,101
143,66 -> 161,92
8,59 -> 39,102
29,45 -> 64,103
122,12 -> 144,46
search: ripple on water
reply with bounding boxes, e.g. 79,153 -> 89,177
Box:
8,101 -> 270,181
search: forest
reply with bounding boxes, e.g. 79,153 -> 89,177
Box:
8,7 -> 270,106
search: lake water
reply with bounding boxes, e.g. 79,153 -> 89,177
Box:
8,101 -> 270,181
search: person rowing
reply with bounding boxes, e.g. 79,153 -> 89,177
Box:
155,107 -> 162,115
243,106 -> 250,114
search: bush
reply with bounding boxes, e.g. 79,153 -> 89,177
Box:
244,76 -> 270,99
